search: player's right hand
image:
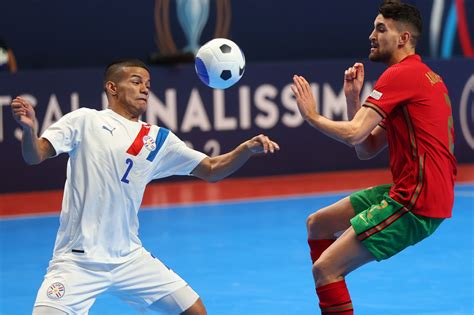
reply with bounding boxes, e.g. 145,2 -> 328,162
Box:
11,96 -> 36,130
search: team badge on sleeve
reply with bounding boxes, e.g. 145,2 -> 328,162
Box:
369,89 -> 383,100
143,135 -> 157,152
47,282 -> 66,299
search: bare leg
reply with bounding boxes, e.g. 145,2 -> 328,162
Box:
307,196 -> 375,315
307,197 -> 356,240
181,298 -> 207,315
312,227 -> 375,287
149,285 -> 207,315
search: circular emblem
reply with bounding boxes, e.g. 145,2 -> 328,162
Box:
47,282 -> 65,300
460,75 -> 474,150
143,135 -> 157,152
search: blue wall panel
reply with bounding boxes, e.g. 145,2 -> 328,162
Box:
0,58 -> 472,192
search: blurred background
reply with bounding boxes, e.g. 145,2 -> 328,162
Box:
0,1 -> 395,68
1,0 -> 473,68
0,0 -> 473,193
0,1 -> 473,314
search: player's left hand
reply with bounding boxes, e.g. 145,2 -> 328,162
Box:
344,62 -> 365,103
246,134 -> 280,154
291,75 -> 318,122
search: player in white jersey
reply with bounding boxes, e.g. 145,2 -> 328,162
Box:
11,59 -> 279,315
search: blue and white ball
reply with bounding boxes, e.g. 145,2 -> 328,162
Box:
195,38 -> 246,89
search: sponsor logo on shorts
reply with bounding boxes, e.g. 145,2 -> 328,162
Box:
367,200 -> 388,219
47,282 -> 65,300
143,135 -> 157,152
367,210 -> 374,219
359,213 -> 368,224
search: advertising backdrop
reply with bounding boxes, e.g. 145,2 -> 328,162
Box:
0,58 -> 473,193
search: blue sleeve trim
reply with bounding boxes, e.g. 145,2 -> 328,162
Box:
146,128 -> 170,162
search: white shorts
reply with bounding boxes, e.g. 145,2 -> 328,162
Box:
34,249 -> 199,314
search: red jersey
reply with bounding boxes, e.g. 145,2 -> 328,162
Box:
364,55 -> 457,218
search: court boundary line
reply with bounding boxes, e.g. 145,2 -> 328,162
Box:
2,165 -> 473,218
2,184 -> 472,221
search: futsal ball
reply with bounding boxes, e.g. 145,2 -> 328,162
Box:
195,38 -> 246,89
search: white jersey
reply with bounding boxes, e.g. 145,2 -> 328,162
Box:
42,108 -> 207,263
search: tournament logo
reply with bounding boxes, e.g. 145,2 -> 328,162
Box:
47,282 -> 65,300
152,0 -> 231,61
460,75 -> 474,150
143,135 -> 157,152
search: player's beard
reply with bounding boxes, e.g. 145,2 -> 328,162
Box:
369,48 -> 392,63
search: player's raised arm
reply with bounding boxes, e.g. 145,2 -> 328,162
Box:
344,63 -> 365,116
344,63 -> 387,160
11,97 -> 56,165
191,134 -> 279,182
291,75 -> 382,147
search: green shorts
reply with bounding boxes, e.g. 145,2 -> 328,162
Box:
350,184 -> 444,261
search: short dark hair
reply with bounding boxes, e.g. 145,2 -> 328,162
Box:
104,59 -> 149,87
379,1 -> 423,46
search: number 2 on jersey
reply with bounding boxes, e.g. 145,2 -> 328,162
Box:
121,158 -> 134,184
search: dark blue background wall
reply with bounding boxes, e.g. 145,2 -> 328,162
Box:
0,1 -> 472,193
1,0 -> 472,69
1,58 -> 473,192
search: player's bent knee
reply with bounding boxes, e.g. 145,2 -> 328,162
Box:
306,213 -> 315,229
312,259 -> 322,280
33,305 -> 68,315
312,256 -> 343,286
312,258 -> 331,282
306,211 -> 324,235
306,212 -> 318,230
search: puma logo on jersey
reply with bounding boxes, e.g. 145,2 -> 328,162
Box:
102,125 -> 116,135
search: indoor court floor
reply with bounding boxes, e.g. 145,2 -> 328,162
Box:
0,171 -> 473,315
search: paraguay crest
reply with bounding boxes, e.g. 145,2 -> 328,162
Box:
47,282 -> 65,300
143,135 -> 157,152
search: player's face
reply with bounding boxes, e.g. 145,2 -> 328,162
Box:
116,67 -> 151,117
368,14 -> 401,64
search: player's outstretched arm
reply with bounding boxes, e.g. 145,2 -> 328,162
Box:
291,75 -> 383,146
191,134 -> 279,182
11,97 -> 56,165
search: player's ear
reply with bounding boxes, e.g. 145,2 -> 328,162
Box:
399,31 -> 411,47
105,81 -> 118,96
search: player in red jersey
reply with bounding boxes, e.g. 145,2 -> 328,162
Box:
291,1 -> 457,314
